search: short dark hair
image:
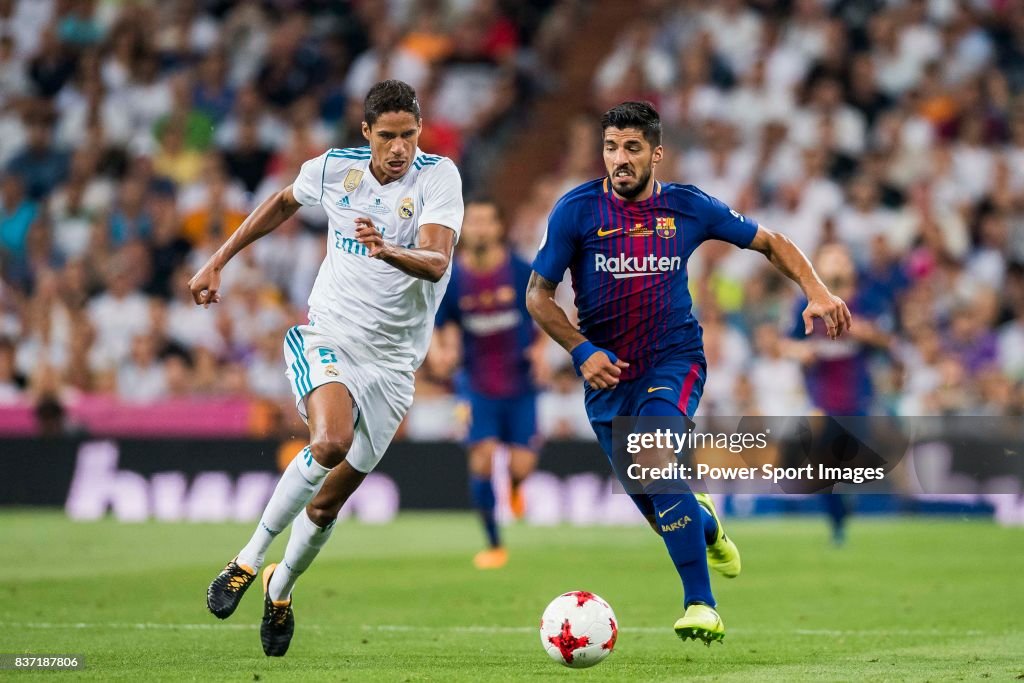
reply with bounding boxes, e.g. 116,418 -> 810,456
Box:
466,196 -> 505,225
364,80 -> 421,127
600,101 -> 662,146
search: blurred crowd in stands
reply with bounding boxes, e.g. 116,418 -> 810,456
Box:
2,0 -> 1024,440
493,0 -> 1024,438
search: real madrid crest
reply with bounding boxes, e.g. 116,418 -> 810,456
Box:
343,169 -> 363,193
656,216 -> 676,239
398,197 -> 415,220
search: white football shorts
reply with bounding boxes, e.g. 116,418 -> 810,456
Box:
283,321 -> 414,473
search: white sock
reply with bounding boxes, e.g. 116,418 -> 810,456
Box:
236,446 -> 330,570
268,509 -> 336,601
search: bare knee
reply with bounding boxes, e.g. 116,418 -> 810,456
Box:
509,448 -> 537,483
468,441 -> 496,477
307,500 -> 342,527
309,435 -> 352,469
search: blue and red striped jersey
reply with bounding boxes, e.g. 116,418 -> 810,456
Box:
532,178 -> 757,381
436,252 -> 536,398
790,292 -> 884,416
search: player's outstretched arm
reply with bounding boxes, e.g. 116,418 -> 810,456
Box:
525,271 -> 628,390
747,226 -> 853,340
188,185 -> 303,307
355,218 -> 454,282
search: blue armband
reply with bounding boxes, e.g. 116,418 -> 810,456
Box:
570,341 -> 618,376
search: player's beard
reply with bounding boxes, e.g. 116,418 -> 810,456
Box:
468,241 -> 489,261
611,165 -> 653,200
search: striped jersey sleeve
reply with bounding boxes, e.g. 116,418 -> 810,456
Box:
292,151 -> 328,207
292,147 -> 372,207
416,157 -> 464,237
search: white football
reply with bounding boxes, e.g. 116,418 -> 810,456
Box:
539,591 -> 618,668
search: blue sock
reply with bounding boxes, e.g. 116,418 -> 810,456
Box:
700,506 -> 718,546
644,480 -> 715,608
469,476 -> 500,548
824,494 -> 848,544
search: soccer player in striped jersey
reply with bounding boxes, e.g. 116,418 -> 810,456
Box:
431,198 -> 542,569
189,80 -> 464,656
526,101 -> 852,644
789,243 -> 894,544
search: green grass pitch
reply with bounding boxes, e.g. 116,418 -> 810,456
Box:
2,510 -> 1022,681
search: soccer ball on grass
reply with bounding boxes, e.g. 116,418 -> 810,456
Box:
539,591 -> 618,668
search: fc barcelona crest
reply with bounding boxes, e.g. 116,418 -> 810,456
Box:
656,216 -> 676,239
343,169 -> 364,193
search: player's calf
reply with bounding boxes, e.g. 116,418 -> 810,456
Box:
310,460 -> 367,525
631,440 -> 717,608
508,446 -> 537,521
468,440 -> 503,562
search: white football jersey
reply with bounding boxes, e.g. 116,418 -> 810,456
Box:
291,146 -> 464,372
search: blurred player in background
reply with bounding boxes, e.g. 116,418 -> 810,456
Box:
431,199 -> 543,570
790,242 -> 894,544
189,80 -> 464,657
527,101 -> 852,645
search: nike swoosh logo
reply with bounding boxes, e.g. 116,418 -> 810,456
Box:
647,386 -> 672,393
596,227 -> 623,237
658,501 -> 682,518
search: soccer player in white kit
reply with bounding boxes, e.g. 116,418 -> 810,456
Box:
189,80 -> 464,657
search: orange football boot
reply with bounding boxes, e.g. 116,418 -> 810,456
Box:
473,547 -> 508,570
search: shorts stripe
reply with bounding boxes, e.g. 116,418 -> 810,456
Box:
286,328 -> 311,397
676,364 -> 701,417
285,330 -> 305,396
294,328 -> 312,395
